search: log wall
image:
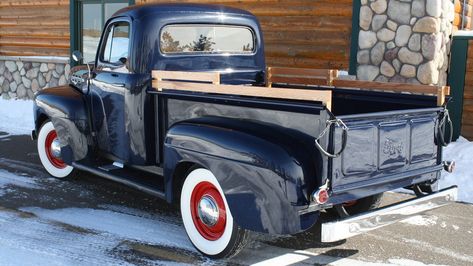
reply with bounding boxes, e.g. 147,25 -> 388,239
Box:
454,0 -> 473,31
461,40 -> 473,139
0,0 -> 354,68
0,0 -> 70,57
137,0 -> 354,69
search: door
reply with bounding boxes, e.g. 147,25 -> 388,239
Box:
90,19 -> 131,160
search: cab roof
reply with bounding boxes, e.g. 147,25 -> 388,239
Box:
113,3 -> 255,20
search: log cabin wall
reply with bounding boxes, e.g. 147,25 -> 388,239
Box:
137,0 -> 354,70
461,39 -> 473,139
0,0 -> 70,57
454,0 -> 473,31
0,1 -> 70,99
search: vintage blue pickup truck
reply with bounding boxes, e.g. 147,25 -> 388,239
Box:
32,3 -> 458,258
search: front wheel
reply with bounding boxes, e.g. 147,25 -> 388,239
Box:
37,121 -> 76,178
180,168 -> 250,259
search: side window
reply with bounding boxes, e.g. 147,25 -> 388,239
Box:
101,22 -> 130,64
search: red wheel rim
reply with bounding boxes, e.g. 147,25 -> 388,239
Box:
190,181 -> 226,241
44,130 -> 66,169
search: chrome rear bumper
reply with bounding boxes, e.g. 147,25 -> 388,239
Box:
321,186 -> 458,243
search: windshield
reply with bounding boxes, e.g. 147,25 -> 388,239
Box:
160,24 -> 255,55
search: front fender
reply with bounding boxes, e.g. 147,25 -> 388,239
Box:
34,86 -> 89,163
164,116 -> 323,234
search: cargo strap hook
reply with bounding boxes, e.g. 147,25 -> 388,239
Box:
314,118 -> 348,158
437,108 -> 453,147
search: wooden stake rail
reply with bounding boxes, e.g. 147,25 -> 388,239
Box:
152,67 -> 450,110
267,66 -> 339,87
152,70 -> 333,110
267,67 -> 450,106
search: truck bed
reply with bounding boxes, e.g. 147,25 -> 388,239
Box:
150,70 -> 446,207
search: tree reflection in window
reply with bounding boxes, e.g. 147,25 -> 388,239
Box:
160,31 -> 181,53
189,35 -> 215,52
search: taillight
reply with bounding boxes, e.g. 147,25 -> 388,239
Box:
313,187 -> 329,204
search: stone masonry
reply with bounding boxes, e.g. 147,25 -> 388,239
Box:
357,0 -> 455,85
0,57 -> 70,100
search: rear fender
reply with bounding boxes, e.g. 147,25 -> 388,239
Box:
164,116 -> 323,234
34,86 -> 89,163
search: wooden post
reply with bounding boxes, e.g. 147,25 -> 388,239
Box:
266,67 -> 273,88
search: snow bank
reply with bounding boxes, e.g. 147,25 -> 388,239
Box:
0,98 -> 34,135
440,137 -> 473,204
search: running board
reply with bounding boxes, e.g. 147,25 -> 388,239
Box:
321,186 -> 458,242
72,162 -> 166,199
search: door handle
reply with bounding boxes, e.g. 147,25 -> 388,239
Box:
111,73 -> 119,77
112,83 -> 125,87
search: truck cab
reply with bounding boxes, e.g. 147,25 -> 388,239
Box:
32,3 -> 457,259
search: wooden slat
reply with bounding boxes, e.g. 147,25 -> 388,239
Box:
266,66 -> 338,87
269,76 -> 328,86
268,67 -> 333,77
152,70 -> 332,109
0,37 -> 69,48
152,70 -> 220,84
332,79 -> 449,106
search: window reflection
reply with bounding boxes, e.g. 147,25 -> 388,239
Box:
160,25 -> 255,54
80,2 -> 128,63
103,23 -> 130,63
81,3 -> 102,63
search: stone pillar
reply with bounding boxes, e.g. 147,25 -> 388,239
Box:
356,0 -> 455,85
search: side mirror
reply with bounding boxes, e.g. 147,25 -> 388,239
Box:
72,50 -> 83,63
71,50 -> 92,95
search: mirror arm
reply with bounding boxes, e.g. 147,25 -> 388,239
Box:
86,62 -> 92,93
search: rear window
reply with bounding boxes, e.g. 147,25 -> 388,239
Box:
160,25 -> 255,55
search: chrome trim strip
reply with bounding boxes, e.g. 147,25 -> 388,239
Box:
321,186 -> 458,243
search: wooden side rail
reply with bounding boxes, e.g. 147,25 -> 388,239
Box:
266,66 -> 449,106
267,66 -> 339,87
152,70 -> 220,84
152,70 -> 332,110
332,79 -> 450,106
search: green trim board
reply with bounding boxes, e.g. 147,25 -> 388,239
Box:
348,0 -> 361,75
70,0 -> 134,65
448,36 -> 469,141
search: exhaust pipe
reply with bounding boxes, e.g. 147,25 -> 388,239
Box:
443,161 -> 455,173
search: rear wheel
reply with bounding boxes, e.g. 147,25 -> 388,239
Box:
37,121 -> 77,178
180,168 -> 250,258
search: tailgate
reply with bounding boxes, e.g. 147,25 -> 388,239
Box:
330,108 -> 443,194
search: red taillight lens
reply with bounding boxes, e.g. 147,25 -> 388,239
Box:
314,188 -> 329,204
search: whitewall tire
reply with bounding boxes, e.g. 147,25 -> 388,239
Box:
37,121 -> 75,178
180,168 -> 249,258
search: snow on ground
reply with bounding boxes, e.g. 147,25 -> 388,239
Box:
21,207 -> 194,251
0,98 -> 34,135
401,215 -> 438,227
0,169 -> 40,196
439,136 -> 473,203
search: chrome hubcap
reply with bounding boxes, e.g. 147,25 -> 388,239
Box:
198,195 -> 219,227
50,138 -> 62,158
